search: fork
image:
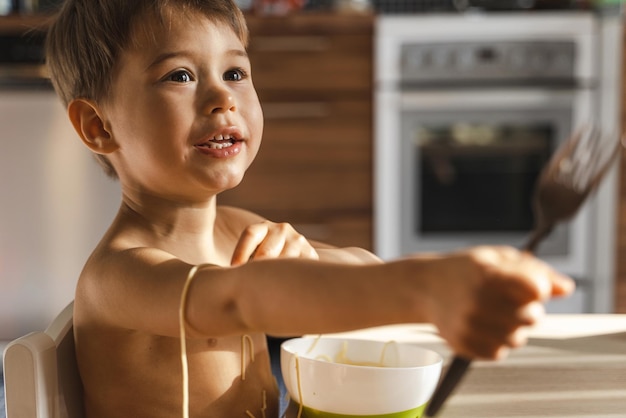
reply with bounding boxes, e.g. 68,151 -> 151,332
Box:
424,124 -> 623,417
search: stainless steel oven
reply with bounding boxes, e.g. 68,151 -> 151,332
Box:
374,12 -> 622,312
395,88 -> 590,264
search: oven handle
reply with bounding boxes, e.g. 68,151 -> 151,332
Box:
397,88 -> 582,112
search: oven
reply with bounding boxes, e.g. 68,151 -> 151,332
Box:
374,12 -> 621,312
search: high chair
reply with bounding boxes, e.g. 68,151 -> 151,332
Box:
2,301 -> 84,418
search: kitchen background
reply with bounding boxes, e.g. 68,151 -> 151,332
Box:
1,0 -> 626,414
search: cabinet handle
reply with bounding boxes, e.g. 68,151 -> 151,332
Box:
262,102 -> 330,119
250,36 -> 330,52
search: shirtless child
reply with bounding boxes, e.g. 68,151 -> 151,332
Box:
45,1 -> 574,417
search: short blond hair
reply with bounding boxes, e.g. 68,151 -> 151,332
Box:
46,0 -> 249,178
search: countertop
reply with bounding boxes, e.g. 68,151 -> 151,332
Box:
319,315 -> 626,418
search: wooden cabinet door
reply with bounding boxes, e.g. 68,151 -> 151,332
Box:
220,14 -> 374,250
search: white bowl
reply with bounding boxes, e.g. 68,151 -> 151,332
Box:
280,337 -> 443,417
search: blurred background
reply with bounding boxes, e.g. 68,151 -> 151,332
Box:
1,2 -> 626,413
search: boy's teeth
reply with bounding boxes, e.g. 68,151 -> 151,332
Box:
197,134 -> 236,149
206,139 -> 234,149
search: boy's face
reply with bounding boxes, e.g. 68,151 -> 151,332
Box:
101,11 -> 263,202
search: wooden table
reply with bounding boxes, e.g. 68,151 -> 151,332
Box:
323,315 -> 626,418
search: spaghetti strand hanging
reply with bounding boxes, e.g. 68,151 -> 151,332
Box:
179,264 -> 202,418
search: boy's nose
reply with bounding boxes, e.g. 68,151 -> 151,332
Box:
202,86 -> 236,114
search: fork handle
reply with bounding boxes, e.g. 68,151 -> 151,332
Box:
425,356 -> 472,416
426,218 -> 558,416
426,224 -> 552,416
523,223 -> 553,253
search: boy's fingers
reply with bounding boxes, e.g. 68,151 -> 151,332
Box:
279,234 -> 318,259
549,272 -> 576,297
522,268 -> 574,301
460,302 -> 542,359
521,254 -> 575,300
517,301 -> 546,326
279,240 -> 305,258
502,255 -> 574,303
230,224 -> 269,266
253,234 -> 286,259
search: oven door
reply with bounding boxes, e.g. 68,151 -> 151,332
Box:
375,87 -> 594,278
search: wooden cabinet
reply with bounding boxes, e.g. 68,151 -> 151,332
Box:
0,15 -> 50,33
219,14 -> 375,250
0,13 -> 375,250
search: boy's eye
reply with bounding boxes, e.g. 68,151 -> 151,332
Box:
224,68 -> 246,82
167,70 -> 193,83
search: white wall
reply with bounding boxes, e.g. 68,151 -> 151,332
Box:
0,89 -> 120,340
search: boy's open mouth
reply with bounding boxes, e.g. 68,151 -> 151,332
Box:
196,134 -> 237,150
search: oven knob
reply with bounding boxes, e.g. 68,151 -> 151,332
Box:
508,48 -> 527,70
458,49 -> 475,70
432,49 -> 451,69
529,51 -> 549,73
407,50 -> 426,71
552,52 -> 573,73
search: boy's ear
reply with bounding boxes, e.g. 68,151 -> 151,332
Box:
67,99 -> 119,154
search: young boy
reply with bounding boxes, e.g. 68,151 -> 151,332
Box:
45,1 -> 574,417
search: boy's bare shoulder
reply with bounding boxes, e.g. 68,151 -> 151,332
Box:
75,234 -> 194,336
74,206 -> 266,334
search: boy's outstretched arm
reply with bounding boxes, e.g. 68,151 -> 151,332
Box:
80,242 -> 572,360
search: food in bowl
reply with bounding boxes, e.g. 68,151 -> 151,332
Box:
280,337 -> 443,418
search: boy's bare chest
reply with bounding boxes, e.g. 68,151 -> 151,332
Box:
79,331 -> 279,417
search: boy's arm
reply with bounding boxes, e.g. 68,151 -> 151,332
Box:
79,246 -> 415,340
311,241 -> 383,265
80,244 -> 573,359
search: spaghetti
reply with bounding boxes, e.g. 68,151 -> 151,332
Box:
244,390 -> 268,418
292,339 -> 399,417
179,264 -> 267,418
305,334 -> 322,354
179,264 -> 202,418
334,340 -> 397,367
241,334 -> 255,381
295,355 -> 304,418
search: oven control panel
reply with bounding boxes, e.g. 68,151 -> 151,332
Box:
400,40 -> 576,85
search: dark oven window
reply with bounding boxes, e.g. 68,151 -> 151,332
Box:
416,123 -> 554,233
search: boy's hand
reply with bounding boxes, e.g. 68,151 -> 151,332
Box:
231,221 -> 319,266
425,246 -> 574,360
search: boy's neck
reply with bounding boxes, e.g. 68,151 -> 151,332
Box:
117,192 -> 221,256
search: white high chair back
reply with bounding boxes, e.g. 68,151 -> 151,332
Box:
2,301 -> 84,418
